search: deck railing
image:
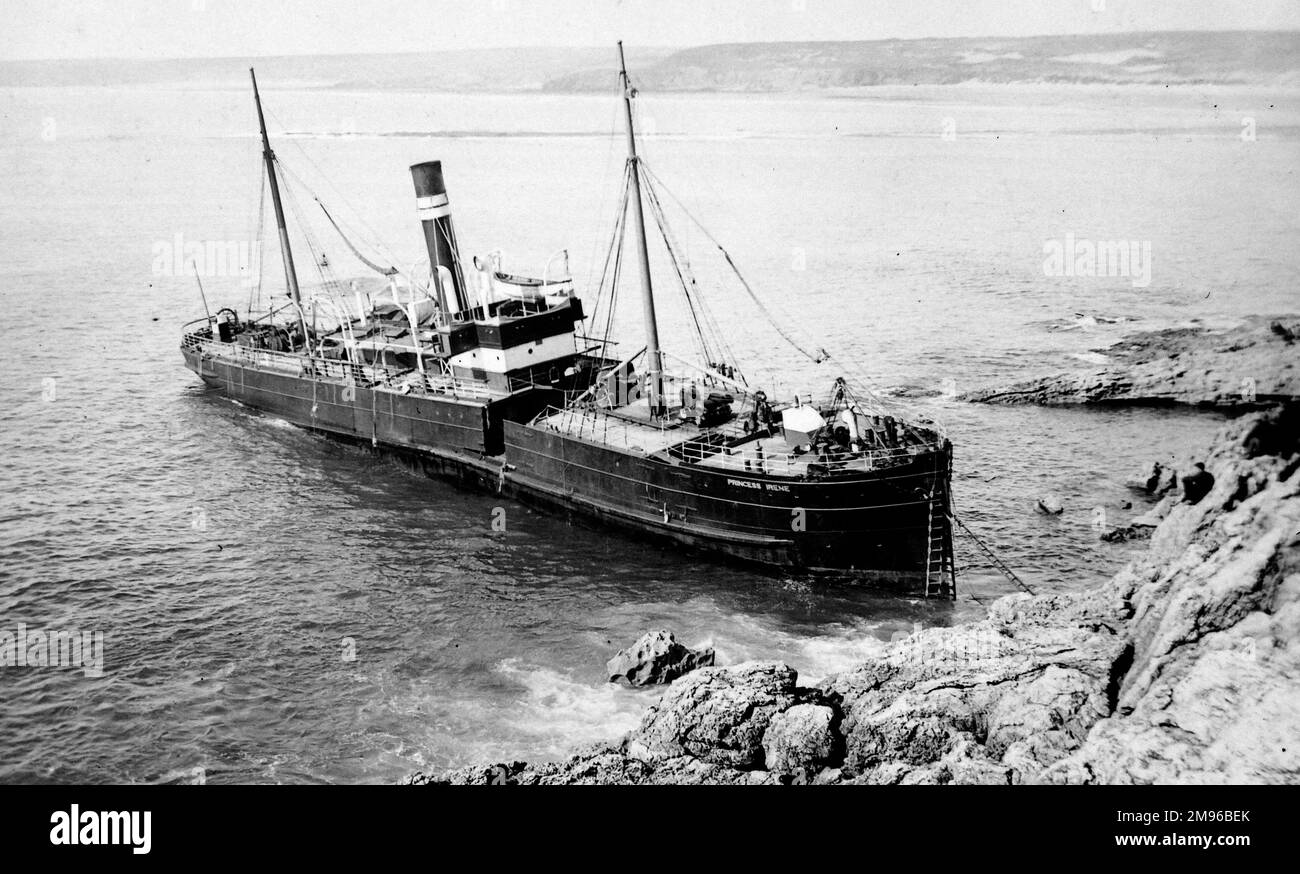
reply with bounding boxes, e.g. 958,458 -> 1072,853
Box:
181,331 -> 500,402
531,404 -> 943,475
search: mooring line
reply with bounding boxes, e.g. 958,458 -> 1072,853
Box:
952,514 -> 1036,597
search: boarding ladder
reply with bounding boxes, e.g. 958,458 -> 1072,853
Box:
923,462 -> 958,600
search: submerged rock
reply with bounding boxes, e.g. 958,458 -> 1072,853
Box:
1035,495 -> 1064,515
606,629 -> 715,686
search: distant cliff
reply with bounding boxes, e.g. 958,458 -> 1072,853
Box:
543,31 -> 1300,92
4,31 -> 1297,93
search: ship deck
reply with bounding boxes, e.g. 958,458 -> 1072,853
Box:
536,397 -> 940,479
182,325 -> 512,406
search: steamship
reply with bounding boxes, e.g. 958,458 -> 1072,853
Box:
180,48 -> 957,595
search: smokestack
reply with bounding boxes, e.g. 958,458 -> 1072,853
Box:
409,160 -> 468,315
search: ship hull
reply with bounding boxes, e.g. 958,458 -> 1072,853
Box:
183,350 -> 950,587
504,420 -> 946,578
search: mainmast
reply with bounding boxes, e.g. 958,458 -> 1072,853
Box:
618,41 -> 665,418
250,68 -> 302,311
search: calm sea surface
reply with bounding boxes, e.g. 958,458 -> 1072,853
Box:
0,82 -> 1296,782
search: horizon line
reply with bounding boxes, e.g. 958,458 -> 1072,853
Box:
4,27 -> 1299,65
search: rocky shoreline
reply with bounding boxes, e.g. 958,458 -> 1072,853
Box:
406,405 -> 1299,786
960,316 -> 1298,409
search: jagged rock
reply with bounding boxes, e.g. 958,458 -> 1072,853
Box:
1129,495 -> 1178,529
1044,407 -> 1300,784
630,661 -> 800,769
405,406 -> 1300,787
822,595 -> 1125,778
404,760 -> 530,785
606,629 -> 715,686
1100,526 -> 1150,543
1100,494 -> 1178,542
1125,462 -> 1179,497
961,316 -> 1300,409
762,703 -> 838,777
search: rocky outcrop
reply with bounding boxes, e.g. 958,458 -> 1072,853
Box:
1124,462 -> 1178,498
1100,494 -> 1178,542
763,704 -> 839,778
961,316 -> 1299,409
629,661 -> 800,767
405,406 -> 1300,786
606,630 -> 715,686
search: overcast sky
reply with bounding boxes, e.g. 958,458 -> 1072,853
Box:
4,0 -> 1299,60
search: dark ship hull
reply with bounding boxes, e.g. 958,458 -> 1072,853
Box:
504,420 -> 950,576
179,62 -> 958,596
181,338 -> 952,584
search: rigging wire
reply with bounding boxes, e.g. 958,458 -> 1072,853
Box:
275,157 -> 434,302
277,159 -> 349,322
638,163 -> 743,377
583,78 -> 630,298
316,198 -> 398,276
260,102 -> 441,304
639,162 -> 830,366
638,164 -> 715,367
596,162 -> 633,361
640,161 -> 915,419
262,104 -> 405,266
585,160 -> 626,335
247,159 -> 268,317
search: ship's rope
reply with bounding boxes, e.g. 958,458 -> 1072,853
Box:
640,162 -> 919,420
277,160 -> 355,330
640,163 -> 830,367
584,84 -> 628,300
600,181 -> 630,362
587,160 -> 632,364
263,111 -> 433,300
262,105 -> 408,273
639,164 -> 712,367
279,169 -> 329,291
642,164 -> 745,385
316,199 -> 398,276
952,514 -> 1035,596
247,159 -> 267,318
638,162 -> 738,375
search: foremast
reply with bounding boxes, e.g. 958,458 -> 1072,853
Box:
617,41 -> 665,418
250,67 -> 307,342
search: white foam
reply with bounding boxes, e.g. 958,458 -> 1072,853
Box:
706,611 -> 894,684
493,658 -> 645,745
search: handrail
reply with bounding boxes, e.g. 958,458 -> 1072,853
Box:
529,403 -> 943,474
181,331 -> 501,401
